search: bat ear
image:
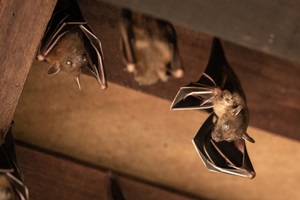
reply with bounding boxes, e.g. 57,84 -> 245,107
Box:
242,132 -> 255,143
47,62 -> 61,75
234,106 -> 243,116
74,76 -> 81,90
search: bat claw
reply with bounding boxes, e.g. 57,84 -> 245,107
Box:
171,68 -> 184,78
74,77 -> 82,90
37,54 -> 45,61
126,63 -> 136,73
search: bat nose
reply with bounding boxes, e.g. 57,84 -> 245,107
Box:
212,133 -> 221,142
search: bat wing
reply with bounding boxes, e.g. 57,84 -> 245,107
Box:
80,25 -> 107,89
0,124 -> 29,199
192,113 -> 255,178
158,20 -> 184,77
37,0 -> 107,90
204,38 -> 246,99
171,38 -> 247,109
170,73 -> 217,110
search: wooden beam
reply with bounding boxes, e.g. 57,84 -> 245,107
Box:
0,0 -> 57,141
15,143 -> 200,200
104,0 -> 300,65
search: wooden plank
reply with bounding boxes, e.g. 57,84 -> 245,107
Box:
103,0 -> 300,65
78,0 -> 300,140
15,143 -> 201,200
0,0 -> 57,141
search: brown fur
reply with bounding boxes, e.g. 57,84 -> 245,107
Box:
127,13 -> 181,85
211,90 -> 253,142
46,31 -> 87,77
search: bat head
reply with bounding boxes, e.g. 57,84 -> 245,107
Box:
0,175 -> 14,200
46,31 -> 89,89
47,53 -> 87,76
212,112 -> 255,143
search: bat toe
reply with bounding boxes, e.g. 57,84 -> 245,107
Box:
37,54 -> 45,61
171,68 -> 184,78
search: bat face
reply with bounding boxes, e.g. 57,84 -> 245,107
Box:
120,9 -> 184,85
37,0 -> 107,90
212,111 -> 247,142
0,175 -> 14,200
171,38 -> 255,178
46,31 -> 88,78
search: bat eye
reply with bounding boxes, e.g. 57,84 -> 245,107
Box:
66,60 -> 73,66
223,122 -> 229,131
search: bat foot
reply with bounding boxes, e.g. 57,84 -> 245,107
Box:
101,84 -> 108,90
126,63 -> 136,73
37,54 -> 45,61
248,171 -> 256,179
171,68 -> 184,78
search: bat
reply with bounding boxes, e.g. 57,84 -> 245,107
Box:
119,9 -> 184,85
171,38 -> 254,143
171,38 -> 256,178
0,123 -> 29,200
37,0 -> 107,90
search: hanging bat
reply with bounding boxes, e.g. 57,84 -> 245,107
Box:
171,38 -> 255,178
171,38 -> 254,143
37,0 -> 107,90
0,124 -> 29,200
119,9 -> 184,85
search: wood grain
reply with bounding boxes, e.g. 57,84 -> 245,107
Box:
15,143 -> 201,200
0,0 -> 57,141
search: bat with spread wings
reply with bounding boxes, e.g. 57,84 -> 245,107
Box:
171,38 -> 255,178
0,124 -> 29,200
119,9 -> 184,85
37,0 -> 107,90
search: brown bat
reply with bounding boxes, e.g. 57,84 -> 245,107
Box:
119,9 -> 184,85
171,38 -> 255,178
37,0 -> 107,90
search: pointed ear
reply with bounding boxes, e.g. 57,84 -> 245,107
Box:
242,132 -> 255,143
74,76 -> 81,90
47,62 -> 61,75
234,106 -> 243,116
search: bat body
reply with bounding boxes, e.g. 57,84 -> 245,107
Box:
37,0 -> 107,90
120,9 -> 183,85
171,38 -> 255,178
211,90 -> 254,143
